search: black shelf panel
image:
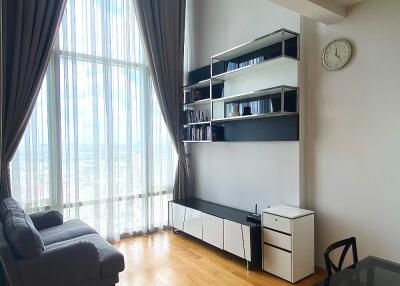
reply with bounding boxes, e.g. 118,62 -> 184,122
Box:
219,114 -> 299,141
170,198 -> 258,227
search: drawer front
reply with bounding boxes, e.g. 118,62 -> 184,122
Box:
202,213 -> 223,249
263,228 -> 292,251
263,244 -> 292,282
184,207 -> 203,239
263,213 -> 291,234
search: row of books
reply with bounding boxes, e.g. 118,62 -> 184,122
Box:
225,96 -> 282,116
183,125 -> 225,141
184,125 -> 211,141
184,109 -> 210,124
226,56 -> 265,72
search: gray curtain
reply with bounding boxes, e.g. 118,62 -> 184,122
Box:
1,0 -> 67,199
133,0 -> 188,200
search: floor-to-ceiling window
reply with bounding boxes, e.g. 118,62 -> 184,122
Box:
10,0 -> 176,241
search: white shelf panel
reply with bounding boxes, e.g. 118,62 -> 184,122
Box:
183,78 -> 224,90
212,112 -> 297,123
184,98 -> 211,107
212,28 -> 298,62
212,85 -> 297,104
183,121 -> 211,127
183,79 -> 210,90
183,140 -> 212,143
211,56 -> 298,81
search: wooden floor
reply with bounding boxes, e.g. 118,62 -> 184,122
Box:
113,229 -> 325,286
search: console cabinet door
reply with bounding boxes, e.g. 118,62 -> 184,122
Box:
184,207 -> 202,239
171,203 -> 185,231
202,213 -> 223,249
223,220 -> 245,259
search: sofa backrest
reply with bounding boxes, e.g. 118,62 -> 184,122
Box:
0,199 -> 44,259
0,220 -> 25,286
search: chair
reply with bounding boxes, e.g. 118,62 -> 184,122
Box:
324,237 -> 359,277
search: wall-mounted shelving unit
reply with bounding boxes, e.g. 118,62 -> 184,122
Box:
182,28 -> 300,143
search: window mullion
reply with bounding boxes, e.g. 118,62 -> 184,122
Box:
141,68 -> 153,230
47,51 -> 63,210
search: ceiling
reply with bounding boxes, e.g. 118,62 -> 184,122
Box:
329,0 -> 365,7
269,0 -> 367,24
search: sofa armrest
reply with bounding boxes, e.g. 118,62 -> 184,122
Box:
29,210 -> 63,230
19,241 -> 100,286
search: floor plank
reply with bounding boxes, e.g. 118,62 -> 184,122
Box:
114,230 -> 325,286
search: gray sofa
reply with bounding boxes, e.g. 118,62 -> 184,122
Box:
0,198 -> 125,286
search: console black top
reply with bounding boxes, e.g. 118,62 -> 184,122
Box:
170,198 -> 259,227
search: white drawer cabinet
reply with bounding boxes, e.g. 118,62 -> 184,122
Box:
262,205 -> 314,283
202,213 -> 223,249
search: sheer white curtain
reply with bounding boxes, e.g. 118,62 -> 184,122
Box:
10,0 -> 177,241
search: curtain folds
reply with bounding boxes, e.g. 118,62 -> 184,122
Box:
10,0 -> 177,241
132,0 -> 188,200
1,0 -> 67,199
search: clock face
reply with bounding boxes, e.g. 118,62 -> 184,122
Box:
322,39 -> 352,71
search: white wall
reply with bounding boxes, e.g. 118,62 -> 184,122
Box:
186,0 -> 303,212
188,0 -> 400,268
304,0 -> 400,266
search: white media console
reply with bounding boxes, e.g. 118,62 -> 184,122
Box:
169,198 -> 261,269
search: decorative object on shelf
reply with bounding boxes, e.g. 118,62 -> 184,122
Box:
242,106 -> 252,116
321,39 -> 352,71
228,103 -> 240,117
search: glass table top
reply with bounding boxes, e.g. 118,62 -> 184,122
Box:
315,256 -> 400,286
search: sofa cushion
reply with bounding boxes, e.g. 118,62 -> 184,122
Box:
3,208 -> 44,258
29,210 -> 63,231
40,219 -> 97,246
0,198 -> 22,220
45,233 -> 125,277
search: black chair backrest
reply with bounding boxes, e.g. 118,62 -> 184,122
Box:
324,237 -> 358,277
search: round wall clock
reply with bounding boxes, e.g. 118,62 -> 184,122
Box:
321,39 -> 352,71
